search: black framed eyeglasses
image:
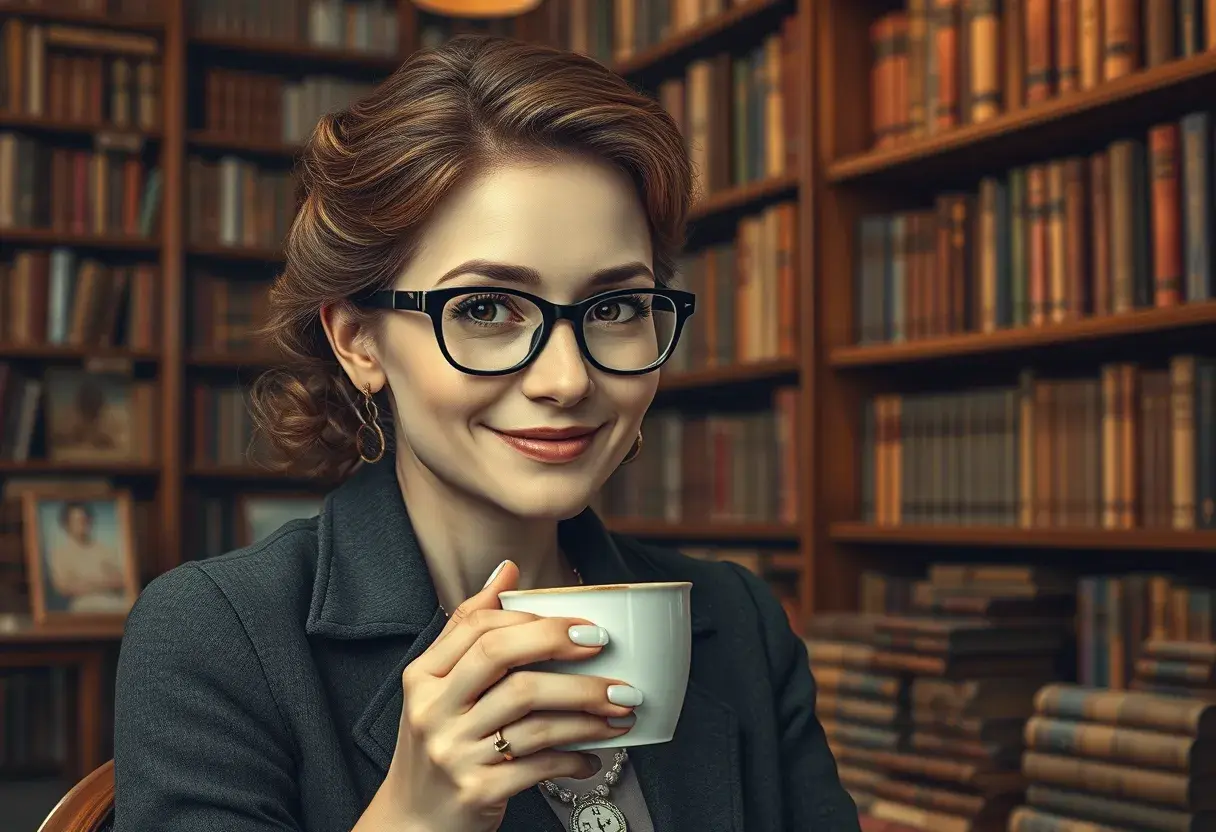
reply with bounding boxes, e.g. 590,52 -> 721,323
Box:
350,286 -> 696,376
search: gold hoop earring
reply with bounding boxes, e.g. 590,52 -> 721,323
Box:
354,383 -> 386,464
620,430 -> 643,466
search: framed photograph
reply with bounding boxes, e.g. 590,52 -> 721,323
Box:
22,490 -> 140,625
236,494 -> 325,548
44,369 -> 134,463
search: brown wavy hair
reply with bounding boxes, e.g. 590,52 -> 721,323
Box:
248,34 -> 693,482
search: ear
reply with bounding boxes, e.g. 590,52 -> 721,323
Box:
320,302 -> 387,393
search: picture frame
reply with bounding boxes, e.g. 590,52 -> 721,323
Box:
235,493 -> 325,548
22,489 -> 140,626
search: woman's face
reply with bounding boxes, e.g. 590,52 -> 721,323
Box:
372,157 -> 660,519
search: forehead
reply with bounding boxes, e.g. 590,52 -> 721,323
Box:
401,158 -> 653,291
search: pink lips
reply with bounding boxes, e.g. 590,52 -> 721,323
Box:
491,425 -> 601,463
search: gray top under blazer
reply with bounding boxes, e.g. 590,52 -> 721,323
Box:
111,457 -> 861,832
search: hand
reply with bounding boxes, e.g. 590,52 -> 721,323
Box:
369,561 -> 638,832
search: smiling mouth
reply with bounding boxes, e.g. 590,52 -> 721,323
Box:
489,425 -> 603,463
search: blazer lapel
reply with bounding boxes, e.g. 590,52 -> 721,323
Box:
310,460 -> 736,830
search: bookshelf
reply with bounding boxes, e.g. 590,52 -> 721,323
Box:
0,0 -> 816,783
812,1 -> 1216,831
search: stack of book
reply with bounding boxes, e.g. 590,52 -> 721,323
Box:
805,613 -> 909,758
1133,640 -> 1216,701
827,565 -> 1072,832
1012,685 -> 1216,831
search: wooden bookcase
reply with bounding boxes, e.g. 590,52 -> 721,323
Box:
810,0 -> 1216,614
0,0 -> 815,780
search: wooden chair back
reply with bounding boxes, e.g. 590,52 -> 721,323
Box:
37,760 -> 114,832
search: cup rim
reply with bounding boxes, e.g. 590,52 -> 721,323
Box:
498,581 -> 692,597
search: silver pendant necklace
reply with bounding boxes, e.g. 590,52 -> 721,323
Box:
540,748 -> 629,832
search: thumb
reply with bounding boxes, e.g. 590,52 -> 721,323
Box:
448,560 -> 518,625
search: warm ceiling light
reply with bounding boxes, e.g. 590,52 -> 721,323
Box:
412,0 -> 543,17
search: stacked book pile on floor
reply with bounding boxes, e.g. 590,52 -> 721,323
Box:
810,564 -> 1074,832
1133,640 -> 1216,702
804,613 -> 910,759
1010,685 -> 1216,831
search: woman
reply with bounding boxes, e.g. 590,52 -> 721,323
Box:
113,35 -> 858,832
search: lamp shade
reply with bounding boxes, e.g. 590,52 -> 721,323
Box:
412,0 -> 543,17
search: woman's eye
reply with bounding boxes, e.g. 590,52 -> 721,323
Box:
467,301 -> 502,322
592,301 -> 636,322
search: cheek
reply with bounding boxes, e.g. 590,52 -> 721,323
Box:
377,321 -> 501,429
599,373 -> 660,430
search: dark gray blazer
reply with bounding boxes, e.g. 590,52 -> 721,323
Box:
112,459 -> 860,831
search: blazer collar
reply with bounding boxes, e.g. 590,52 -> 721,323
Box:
305,457 -> 712,638
311,459 -> 741,831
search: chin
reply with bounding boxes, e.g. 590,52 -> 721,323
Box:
484,471 -> 605,521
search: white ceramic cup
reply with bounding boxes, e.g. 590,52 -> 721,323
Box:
497,581 -> 693,751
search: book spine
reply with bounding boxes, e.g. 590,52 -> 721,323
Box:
1026,0 -> 1056,102
1102,0 -> 1139,79
1056,0 -> 1079,92
1021,751 -> 1196,808
934,0 -> 961,131
1181,112 -> 1213,302
1150,123 -> 1183,307
970,0 -> 1001,121
1024,715 -> 1201,772
1033,683 -> 1207,734
1079,0 -> 1104,88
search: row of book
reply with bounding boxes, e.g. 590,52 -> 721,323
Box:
667,201 -> 798,371
595,389 -> 799,525
860,357 -> 1216,530
0,666 -> 69,776
185,155 -> 296,252
190,382 -> 269,469
200,69 -> 375,147
855,114 -> 1216,345
654,21 -> 800,198
0,366 -> 157,464
565,0 -> 747,66
0,19 -> 161,130
189,272 -> 270,354
0,136 -> 163,236
868,0 -> 1214,150
188,0 -> 401,57
0,249 -> 159,349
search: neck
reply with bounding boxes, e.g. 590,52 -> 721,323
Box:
394,451 -> 578,613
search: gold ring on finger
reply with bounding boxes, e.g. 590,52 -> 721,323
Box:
493,729 -> 514,761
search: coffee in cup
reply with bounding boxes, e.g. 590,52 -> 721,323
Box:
497,581 -> 692,750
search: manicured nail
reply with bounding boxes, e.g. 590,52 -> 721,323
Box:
568,625 -> 609,646
607,685 -> 644,707
482,560 -> 509,589
608,715 -> 636,729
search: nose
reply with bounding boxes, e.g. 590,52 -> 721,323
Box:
519,320 -> 593,406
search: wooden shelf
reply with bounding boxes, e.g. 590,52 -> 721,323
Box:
830,303 -> 1216,368
606,520 -> 801,543
189,34 -> 402,73
688,174 -> 798,223
830,522 -> 1216,552
187,351 -> 279,368
660,358 -> 799,390
187,466 -> 317,482
186,243 -> 284,263
0,228 -> 160,252
613,0 -> 791,78
187,131 -> 300,158
0,460 -> 160,475
827,50 -> 1216,185
0,6 -> 164,33
0,344 -> 159,362
0,112 -> 161,139
0,622 -> 126,645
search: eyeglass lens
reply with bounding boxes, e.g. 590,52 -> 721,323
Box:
440,291 -> 678,373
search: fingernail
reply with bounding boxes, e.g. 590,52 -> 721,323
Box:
582,754 -> 602,775
568,625 -> 609,646
482,560 -> 509,590
607,685 -> 644,707
608,715 -> 636,729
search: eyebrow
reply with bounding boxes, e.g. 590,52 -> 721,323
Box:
435,259 -> 655,289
